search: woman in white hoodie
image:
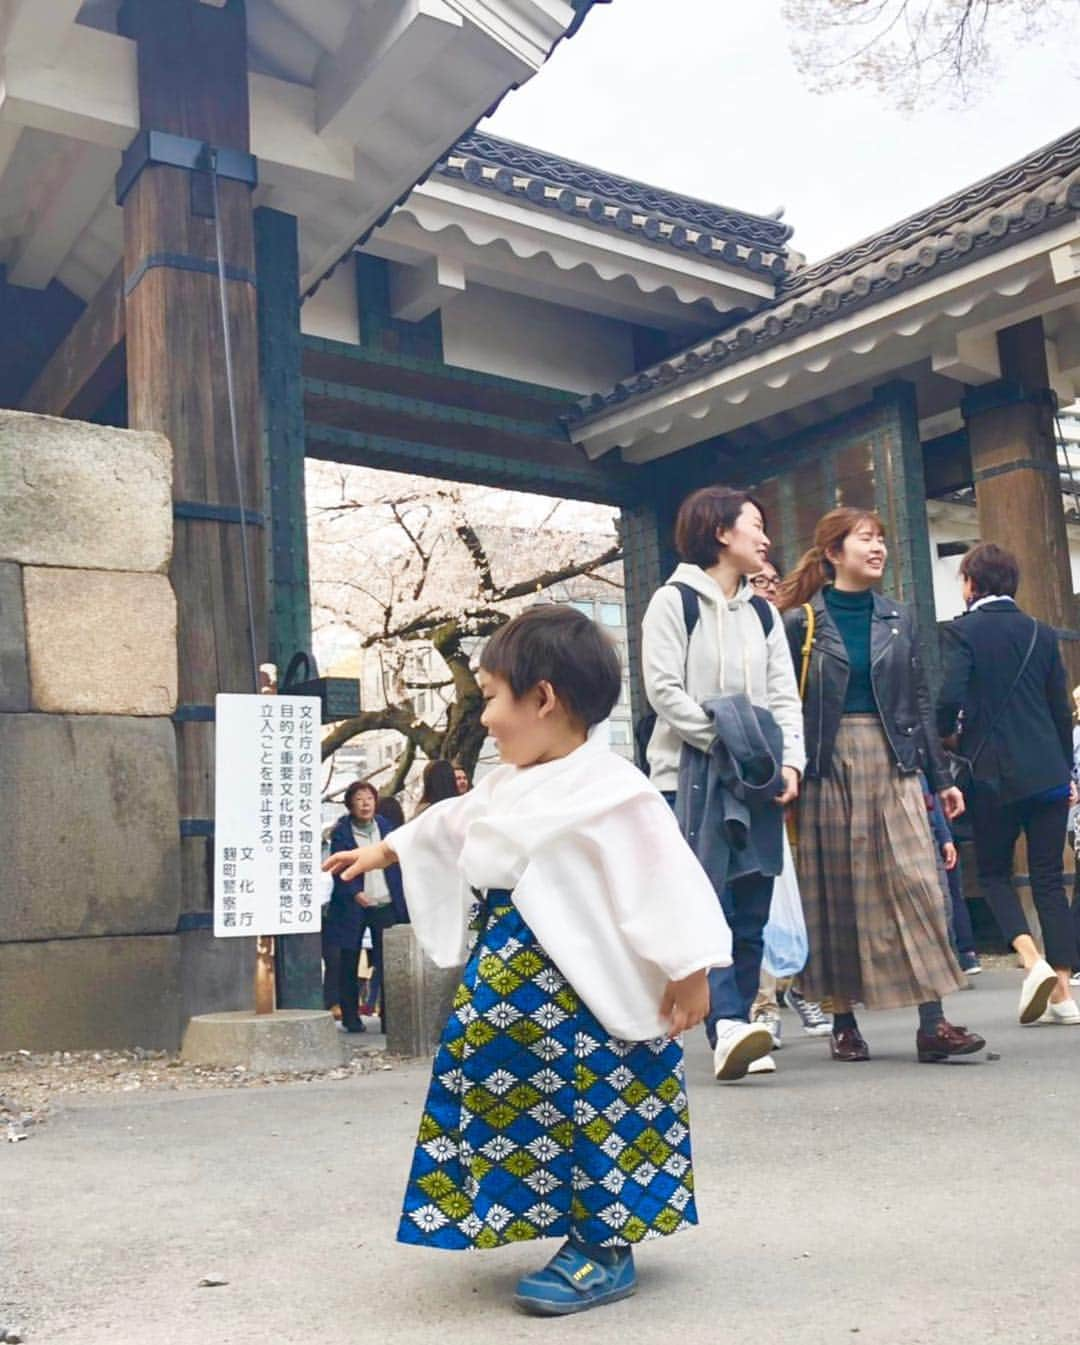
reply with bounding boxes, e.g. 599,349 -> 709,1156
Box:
642,487 -> 807,1083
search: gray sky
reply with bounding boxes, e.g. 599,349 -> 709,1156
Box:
484,0 -> 1080,263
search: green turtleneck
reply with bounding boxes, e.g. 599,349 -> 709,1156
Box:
824,586 -> 876,713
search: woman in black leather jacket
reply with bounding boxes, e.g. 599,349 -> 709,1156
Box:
777,507 -> 983,1065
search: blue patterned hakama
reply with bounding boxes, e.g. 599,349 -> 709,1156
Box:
398,891 -> 698,1251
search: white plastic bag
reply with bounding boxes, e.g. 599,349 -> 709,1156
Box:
762,831 -> 808,978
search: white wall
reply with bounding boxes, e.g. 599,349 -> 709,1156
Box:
441,283 -> 636,394
301,258 -> 359,345
926,499 -> 1080,621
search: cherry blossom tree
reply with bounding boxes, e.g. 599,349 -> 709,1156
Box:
783,0 -> 1073,109
307,462 -> 623,789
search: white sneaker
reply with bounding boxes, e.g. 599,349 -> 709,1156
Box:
1039,998 -> 1080,1025
746,1053 -> 777,1075
1019,959 -> 1058,1024
712,1020 -> 773,1082
1069,971 -> 1080,988
753,1008 -> 782,1049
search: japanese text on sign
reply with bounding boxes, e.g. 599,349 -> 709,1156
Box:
214,693 -> 322,938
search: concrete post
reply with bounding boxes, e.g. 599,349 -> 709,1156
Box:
381,926 -> 461,1058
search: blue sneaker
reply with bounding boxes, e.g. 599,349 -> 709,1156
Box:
514,1239 -> 636,1316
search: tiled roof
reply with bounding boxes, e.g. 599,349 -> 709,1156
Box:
435,131 -> 793,279
574,125 -> 1080,423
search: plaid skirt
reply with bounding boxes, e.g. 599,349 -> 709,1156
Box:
796,716 -> 966,1010
398,891 -> 697,1251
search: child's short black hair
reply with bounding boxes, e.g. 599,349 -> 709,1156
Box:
480,605 -> 622,728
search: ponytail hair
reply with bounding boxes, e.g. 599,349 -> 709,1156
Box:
775,507 -> 885,612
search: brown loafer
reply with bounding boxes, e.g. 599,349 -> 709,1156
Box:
916,1020 -> 986,1063
829,1027 -> 870,1061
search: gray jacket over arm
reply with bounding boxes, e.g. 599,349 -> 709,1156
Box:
676,692 -> 785,895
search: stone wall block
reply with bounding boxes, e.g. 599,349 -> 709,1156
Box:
0,714 -> 182,941
0,935 -> 182,1052
24,567 -> 177,716
0,561 -> 30,711
0,410 -> 172,572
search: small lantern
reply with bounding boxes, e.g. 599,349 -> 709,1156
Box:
279,652 -> 361,722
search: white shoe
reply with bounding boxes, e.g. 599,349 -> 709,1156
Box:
753,1008 -> 782,1049
712,1021 -> 773,1082
746,1053 -> 776,1075
1039,998 -> 1080,1025
1069,971 -> 1080,988
1019,959 -> 1058,1025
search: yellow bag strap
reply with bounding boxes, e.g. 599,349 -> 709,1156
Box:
798,601 -> 815,701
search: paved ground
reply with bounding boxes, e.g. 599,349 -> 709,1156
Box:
4,969 -> 1079,1345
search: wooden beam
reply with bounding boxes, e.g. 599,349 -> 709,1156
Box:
1,23 -> 356,184
7,141 -> 118,290
315,0 -> 462,141
389,254 -> 466,322
271,0 -> 351,52
21,262 -> 124,418
301,335 -> 577,423
305,422 -> 634,506
2,0 -> 82,59
0,123 -> 21,184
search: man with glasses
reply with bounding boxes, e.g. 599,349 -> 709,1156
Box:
749,562 -> 781,601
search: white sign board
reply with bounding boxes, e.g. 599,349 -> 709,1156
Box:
214,693 -> 322,937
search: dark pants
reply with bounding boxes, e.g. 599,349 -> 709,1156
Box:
1073,887 -> 1080,973
660,790 -> 775,1043
322,937 -> 361,1028
705,872 -> 775,1045
969,790 -> 1074,968
322,924 -> 385,1031
947,860 -> 976,958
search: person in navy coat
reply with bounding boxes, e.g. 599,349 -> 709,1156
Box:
323,780 -> 406,1032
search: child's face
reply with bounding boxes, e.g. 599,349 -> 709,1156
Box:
479,668 -> 575,767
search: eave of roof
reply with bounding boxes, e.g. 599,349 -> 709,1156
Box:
306,0 -> 612,297
434,130 -> 792,281
573,124 -> 1080,425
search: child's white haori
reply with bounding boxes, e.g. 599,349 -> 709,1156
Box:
386,729 -> 732,1041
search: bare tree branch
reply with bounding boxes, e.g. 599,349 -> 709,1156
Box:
454,518 -> 497,598
389,501 -> 436,602
384,738 -> 418,797
782,0 -> 1067,109
320,703 -> 442,761
495,543 -> 622,602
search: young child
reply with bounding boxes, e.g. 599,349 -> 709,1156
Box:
323,606 -> 731,1316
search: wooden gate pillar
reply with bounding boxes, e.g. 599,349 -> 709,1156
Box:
255,205 -> 321,1009
964,317 -> 1078,679
120,0 -> 265,915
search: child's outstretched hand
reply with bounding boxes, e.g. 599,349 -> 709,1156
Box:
660,969 -> 710,1039
322,843 -> 391,885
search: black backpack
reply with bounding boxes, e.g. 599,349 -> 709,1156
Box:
633,584 -> 774,774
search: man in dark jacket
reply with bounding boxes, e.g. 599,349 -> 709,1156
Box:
323,781 -> 406,1032
936,542 -> 1080,1026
